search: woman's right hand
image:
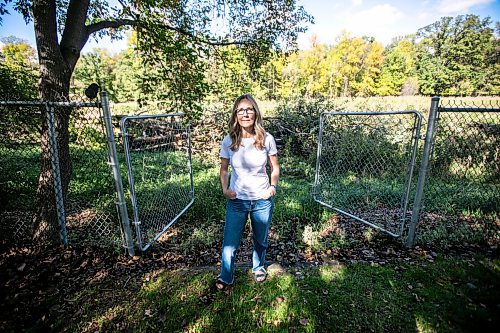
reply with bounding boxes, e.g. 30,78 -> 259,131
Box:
223,188 -> 237,199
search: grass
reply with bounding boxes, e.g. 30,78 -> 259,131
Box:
38,256 -> 499,332
0,145 -> 41,210
423,179 -> 500,214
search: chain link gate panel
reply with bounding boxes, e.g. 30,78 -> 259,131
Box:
313,111 -> 422,237
121,114 -> 194,251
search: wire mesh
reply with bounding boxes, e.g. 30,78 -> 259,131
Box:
313,111 -> 421,237
65,103 -> 123,248
424,100 -> 499,216
0,102 -> 45,243
0,98 -> 123,248
121,114 -> 194,251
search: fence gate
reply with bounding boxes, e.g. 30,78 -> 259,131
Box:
313,111 -> 422,237
120,113 -> 194,251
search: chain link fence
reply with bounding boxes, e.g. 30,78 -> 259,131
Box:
2,95 -> 498,251
121,114 -> 194,251
410,98 -> 500,246
426,100 -> 499,213
65,102 -> 123,248
0,96 -> 124,249
0,102 -> 44,243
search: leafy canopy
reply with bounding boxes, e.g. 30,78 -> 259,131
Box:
1,0 -> 312,115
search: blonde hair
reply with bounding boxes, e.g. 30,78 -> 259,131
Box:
228,94 -> 266,151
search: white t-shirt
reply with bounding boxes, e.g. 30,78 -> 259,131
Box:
220,133 -> 278,200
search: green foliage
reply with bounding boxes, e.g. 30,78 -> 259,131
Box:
0,41 -> 38,99
66,13 -> 498,106
1,40 -> 36,66
279,32 -> 386,99
0,145 -> 40,210
416,15 -> 497,95
377,39 -> 417,96
71,33 -> 145,102
113,48 -> 144,102
205,46 -> 257,102
72,49 -> 119,101
138,30 -> 209,119
65,1 -> 312,115
132,0 -> 312,118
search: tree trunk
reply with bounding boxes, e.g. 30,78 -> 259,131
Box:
32,0 -> 75,244
32,95 -> 72,244
342,76 -> 349,97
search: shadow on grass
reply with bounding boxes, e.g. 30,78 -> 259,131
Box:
22,257 -> 498,332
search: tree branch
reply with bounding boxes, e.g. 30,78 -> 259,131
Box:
60,0 -> 90,69
156,22 -> 255,47
86,19 -> 138,36
85,19 -> 253,48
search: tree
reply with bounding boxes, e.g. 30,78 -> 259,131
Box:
72,48 -> 119,100
324,32 -> 381,97
1,39 -> 37,65
477,21 -> 500,95
205,45 -> 255,103
0,0 -> 312,242
351,38 -> 384,97
112,34 -> 143,102
415,14 -> 496,95
298,35 -> 328,98
0,38 -> 38,99
377,38 -> 417,96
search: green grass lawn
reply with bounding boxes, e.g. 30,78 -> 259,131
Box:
34,256 -> 498,333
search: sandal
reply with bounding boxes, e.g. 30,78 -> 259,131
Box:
254,269 -> 267,283
215,279 -> 228,291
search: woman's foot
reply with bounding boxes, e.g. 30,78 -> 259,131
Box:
215,279 -> 228,291
254,269 -> 267,283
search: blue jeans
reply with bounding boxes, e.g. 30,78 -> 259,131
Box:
218,198 -> 274,284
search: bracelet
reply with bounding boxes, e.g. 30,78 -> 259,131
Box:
270,185 -> 277,190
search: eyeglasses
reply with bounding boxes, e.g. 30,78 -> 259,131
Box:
236,107 -> 255,116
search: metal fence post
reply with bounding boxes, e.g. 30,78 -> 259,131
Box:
406,96 -> 440,247
100,92 -> 135,256
312,112 -> 325,201
45,104 -> 68,246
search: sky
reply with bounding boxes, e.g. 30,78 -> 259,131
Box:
297,0 -> 500,48
0,0 -> 498,53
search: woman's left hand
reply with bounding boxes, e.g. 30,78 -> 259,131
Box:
261,186 -> 276,199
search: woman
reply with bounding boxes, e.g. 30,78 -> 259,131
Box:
216,94 -> 280,290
